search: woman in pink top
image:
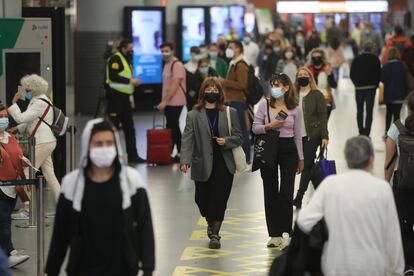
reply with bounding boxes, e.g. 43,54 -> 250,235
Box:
252,73 -> 304,249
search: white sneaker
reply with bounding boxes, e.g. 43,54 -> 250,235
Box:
279,232 -> 291,250
8,250 -> 29,268
267,237 -> 282,248
11,209 -> 29,220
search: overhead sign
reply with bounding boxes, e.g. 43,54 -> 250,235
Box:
277,1 -> 388,13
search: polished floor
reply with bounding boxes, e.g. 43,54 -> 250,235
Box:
11,76 -> 400,275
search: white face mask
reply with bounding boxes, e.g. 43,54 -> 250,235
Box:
89,146 -> 117,168
226,48 -> 235,59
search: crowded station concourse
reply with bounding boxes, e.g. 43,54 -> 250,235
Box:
1,0 -> 414,275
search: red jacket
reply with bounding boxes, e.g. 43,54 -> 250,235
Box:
382,36 -> 411,64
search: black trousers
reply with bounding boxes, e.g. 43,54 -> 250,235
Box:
386,103 -> 403,134
107,91 -> 139,159
394,176 -> 414,267
165,106 -> 183,155
296,137 -> 321,201
194,149 -> 234,222
260,138 -> 298,237
355,89 -> 376,136
0,190 -> 16,256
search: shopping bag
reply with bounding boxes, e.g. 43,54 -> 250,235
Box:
378,82 -> 385,105
319,150 -> 337,181
310,147 -> 336,187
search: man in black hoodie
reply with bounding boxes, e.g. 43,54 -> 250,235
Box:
350,41 -> 381,137
45,119 -> 155,276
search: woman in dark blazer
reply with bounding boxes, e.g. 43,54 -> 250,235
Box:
180,77 -> 243,250
293,67 -> 329,209
381,47 -> 409,136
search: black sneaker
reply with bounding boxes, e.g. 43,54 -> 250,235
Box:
172,155 -> 180,163
128,156 -> 146,164
207,225 -> 213,239
209,235 -> 221,249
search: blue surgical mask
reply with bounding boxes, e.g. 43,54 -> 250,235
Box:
25,93 -> 33,101
209,51 -> 218,59
243,37 -> 251,44
199,67 -> 209,74
271,87 -> 285,99
0,118 -> 9,131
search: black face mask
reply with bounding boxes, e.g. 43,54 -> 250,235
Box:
204,92 -> 219,103
312,56 -> 323,66
126,51 -> 133,61
297,77 -> 310,87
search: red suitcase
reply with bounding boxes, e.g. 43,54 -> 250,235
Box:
147,111 -> 172,165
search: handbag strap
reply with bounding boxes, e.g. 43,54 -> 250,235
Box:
265,98 -> 271,123
170,60 -> 186,96
31,102 -> 51,137
226,106 -> 232,135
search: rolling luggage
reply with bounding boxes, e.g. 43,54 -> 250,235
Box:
147,110 -> 172,165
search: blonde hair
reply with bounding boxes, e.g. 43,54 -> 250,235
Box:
306,48 -> 328,68
20,74 -> 48,96
295,67 -> 319,92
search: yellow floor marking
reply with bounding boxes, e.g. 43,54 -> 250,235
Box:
180,246 -> 237,261
190,230 -> 247,241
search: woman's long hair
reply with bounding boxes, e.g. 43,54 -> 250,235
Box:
269,73 -> 298,110
306,48 -> 328,68
406,91 -> 414,133
194,78 -> 225,111
294,67 -> 319,92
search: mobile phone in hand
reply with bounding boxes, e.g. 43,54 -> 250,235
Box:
275,110 -> 288,121
17,86 -> 26,98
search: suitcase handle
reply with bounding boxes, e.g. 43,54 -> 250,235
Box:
153,106 -> 166,128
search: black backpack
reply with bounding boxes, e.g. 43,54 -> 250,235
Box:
236,61 -> 264,105
390,120 -> 414,189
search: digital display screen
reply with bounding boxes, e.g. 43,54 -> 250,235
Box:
210,6 -> 230,42
229,6 -> 245,38
182,8 -> 205,62
255,8 -> 274,35
244,12 -> 255,34
131,10 -> 163,84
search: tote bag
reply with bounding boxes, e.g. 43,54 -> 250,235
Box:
252,99 -> 280,172
226,107 -> 247,172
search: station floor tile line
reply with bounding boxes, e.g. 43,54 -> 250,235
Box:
174,209 -> 279,276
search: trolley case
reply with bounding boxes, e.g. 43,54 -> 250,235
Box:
147,110 -> 172,165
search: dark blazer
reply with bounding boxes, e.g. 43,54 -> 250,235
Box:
180,107 -> 243,182
302,90 -> 329,140
381,59 -> 408,103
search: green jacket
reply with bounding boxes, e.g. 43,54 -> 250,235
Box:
302,90 -> 329,140
213,57 -> 229,79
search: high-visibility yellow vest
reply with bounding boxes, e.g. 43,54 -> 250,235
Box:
106,52 -> 134,95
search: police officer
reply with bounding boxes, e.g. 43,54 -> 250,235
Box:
106,39 -> 145,163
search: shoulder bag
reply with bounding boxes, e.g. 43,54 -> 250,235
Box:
252,99 -> 280,172
226,106 -> 247,172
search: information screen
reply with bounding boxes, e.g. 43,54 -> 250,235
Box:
255,8 -> 274,35
210,6 -> 230,42
229,6 -> 245,38
244,12 -> 255,34
182,8 -> 205,62
131,10 -> 163,84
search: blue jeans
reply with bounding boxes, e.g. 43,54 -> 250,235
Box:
0,190 -> 16,256
228,101 -> 251,162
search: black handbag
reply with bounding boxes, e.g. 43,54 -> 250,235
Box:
252,99 -> 280,172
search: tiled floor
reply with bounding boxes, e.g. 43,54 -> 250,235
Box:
12,77 -> 398,275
